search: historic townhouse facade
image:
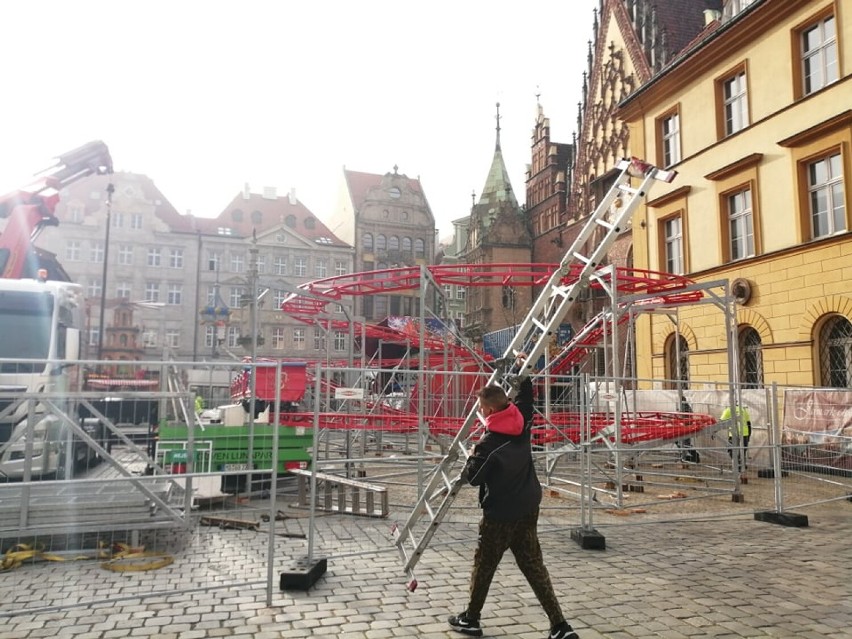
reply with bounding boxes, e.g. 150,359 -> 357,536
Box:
42,175 -> 352,363
620,0 -> 851,388
330,167 -> 435,323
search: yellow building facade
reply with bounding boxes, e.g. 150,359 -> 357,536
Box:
619,0 -> 851,388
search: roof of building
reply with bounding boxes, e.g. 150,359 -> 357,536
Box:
343,168 -> 425,211
655,0 -> 724,59
195,189 -> 350,248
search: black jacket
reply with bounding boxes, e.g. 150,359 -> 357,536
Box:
462,378 -> 542,522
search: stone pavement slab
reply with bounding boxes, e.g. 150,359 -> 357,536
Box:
1,506 -> 850,638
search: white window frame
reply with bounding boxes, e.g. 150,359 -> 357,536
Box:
801,14 -> 838,95
664,217 -> 684,275
723,71 -> 749,136
809,152 -> 846,238
169,248 -> 184,269
662,112 -> 681,167
293,328 -> 305,350
728,188 -> 755,260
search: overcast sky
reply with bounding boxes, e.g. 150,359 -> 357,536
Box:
1,0 -> 598,239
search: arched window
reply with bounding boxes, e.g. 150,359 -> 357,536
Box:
414,238 -> 425,258
501,286 -> 515,310
389,236 -> 399,251
739,326 -> 764,389
362,233 -> 373,250
819,315 -> 852,387
665,333 -> 690,389
402,237 -> 412,253
376,234 -> 387,251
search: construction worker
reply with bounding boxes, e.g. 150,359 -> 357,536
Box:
721,402 -> 751,471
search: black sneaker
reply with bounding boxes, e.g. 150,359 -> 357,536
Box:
549,621 -> 579,639
448,611 -> 483,636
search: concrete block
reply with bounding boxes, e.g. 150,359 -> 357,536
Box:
280,557 -> 327,590
754,511 -> 809,527
571,527 -> 606,550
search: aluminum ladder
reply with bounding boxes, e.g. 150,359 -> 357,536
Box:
392,157 -> 676,590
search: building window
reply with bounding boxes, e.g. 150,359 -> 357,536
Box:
313,328 -> 325,351
166,329 -> 180,349
89,327 -> 100,347
739,326 -> 764,389
334,331 -> 346,352
728,188 -> 755,261
718,67 -> 749,137
376,234 -> 387,251
116,281 -> 131,299
66,241 -> 81,261
374,295 -> 388,318
169,249 -> 184,269
143,330 -> 158,348
315,259 -> 328,278
167,284 -> 182,305
118,245 -> 133,265
362,233 -> 373,251
130,214 -> 143,230
90,242 -> 104,263
808,152 -> 845,238
112,211 -> 124,227
147,248 -> 161,267
665,333 -> 690,389
68,204 -> 84,223
273,256 -> 286,275
657,108 -> 681,168
334,260 -> 347,276
272,328 -> 286,349
230,253 -> 244,273
293,328 -> 305,350
389,236 -> 399,251
229,287 -> 244,308
819,315 -> 852,387
402,237 -> 412,253
255,255 -> 265,274
226,326 -> 239,348
501,286 -> 515,310
799,13 -> 838,96
663,215 -> 684,275
145,282 -> 160,302
414,238 -> 426,258
274,290 -> 287,308
87,278 -> 102,299
294,256 -> 307,277
456,286 -> 466,301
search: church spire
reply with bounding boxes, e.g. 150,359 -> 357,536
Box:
495,102 -> 502,150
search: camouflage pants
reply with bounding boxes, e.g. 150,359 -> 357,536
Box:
467,507 -> 564,626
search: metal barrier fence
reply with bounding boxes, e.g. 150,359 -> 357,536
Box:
1,360 -> 850,618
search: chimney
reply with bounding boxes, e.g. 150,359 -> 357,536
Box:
288,188 -> 297,205
704,9 -> 721,25
242,182 -> 251,200
262,186 -> 277,200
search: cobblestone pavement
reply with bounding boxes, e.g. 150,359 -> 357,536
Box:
1,498 -> 850,639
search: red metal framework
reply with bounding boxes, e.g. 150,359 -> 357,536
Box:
258,263 -> 717,446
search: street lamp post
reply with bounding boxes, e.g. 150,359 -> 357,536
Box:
96,182 -> 115,361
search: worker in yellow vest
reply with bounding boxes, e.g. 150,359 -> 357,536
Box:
721,402 -> 751,471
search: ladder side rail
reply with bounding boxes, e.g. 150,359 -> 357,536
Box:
394,158 -> 675,578
502,164 -> 659,382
